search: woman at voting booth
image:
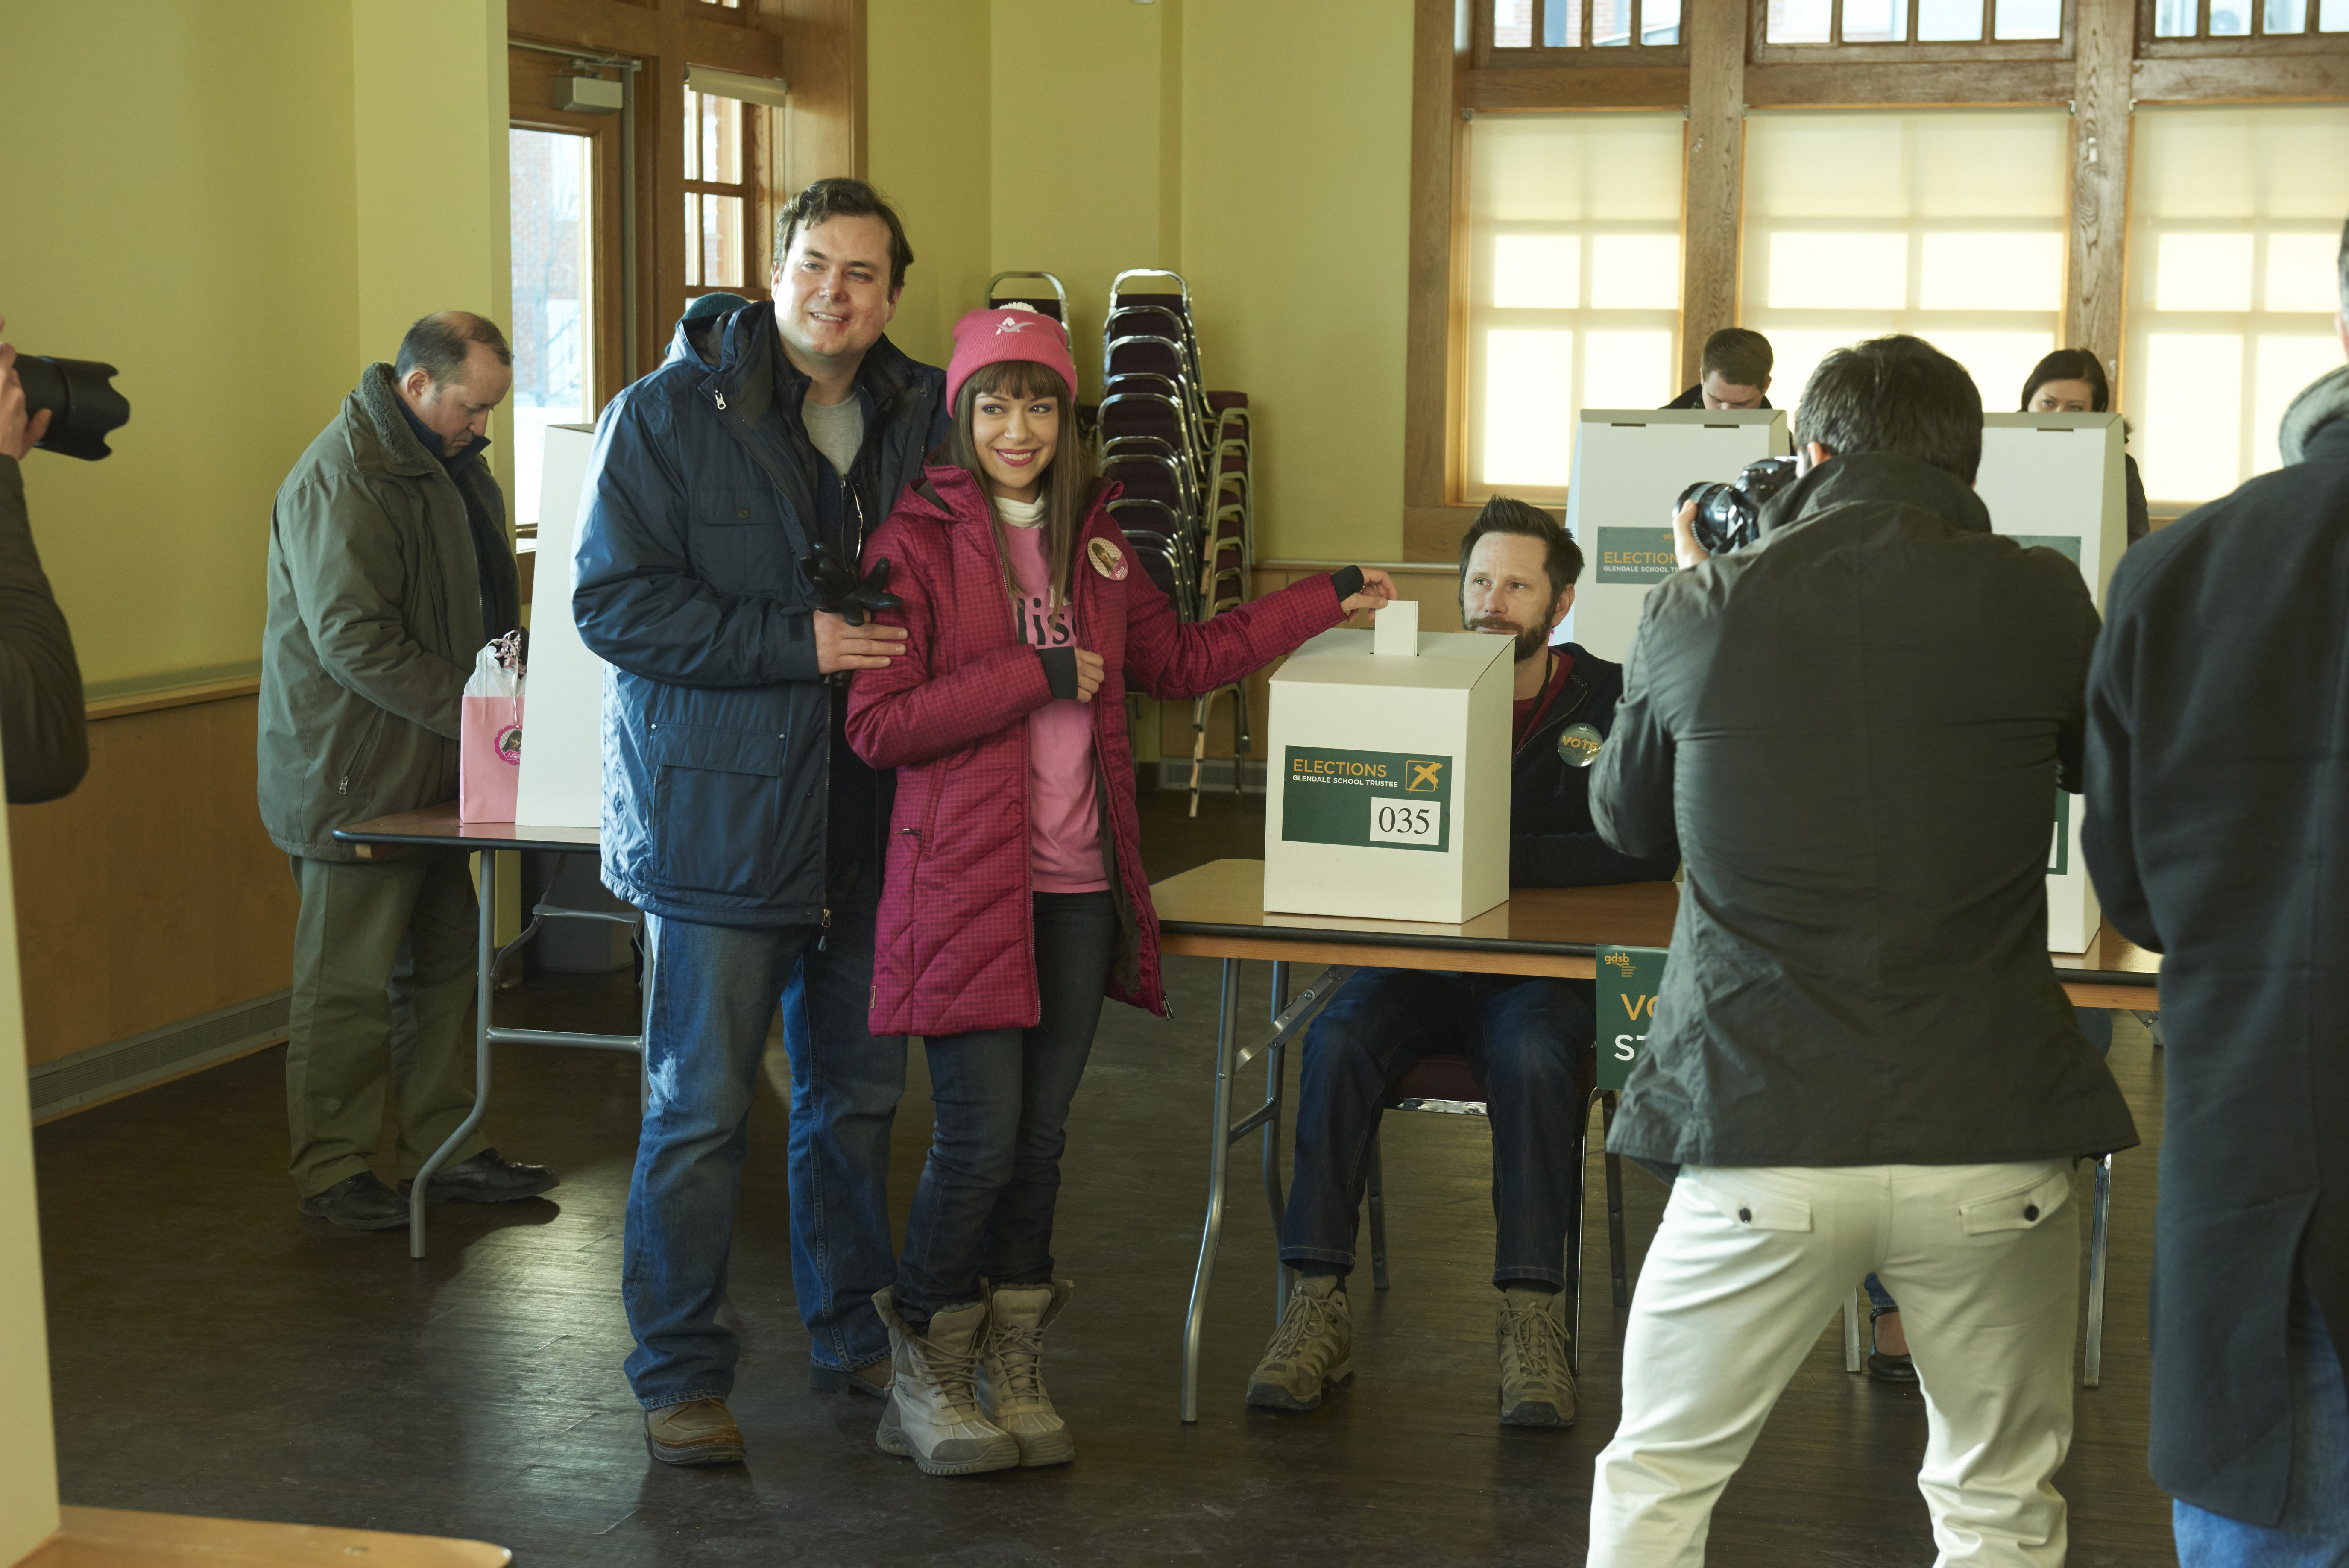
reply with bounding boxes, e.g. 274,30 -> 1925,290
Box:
842,305 -> 1395,1478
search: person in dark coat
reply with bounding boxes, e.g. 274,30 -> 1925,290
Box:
1662,327 -> 1774,411
0,314 -> 86,805
1245,498 -> 1677,1432
1586,335 -> 2137,1567
2081,234 -> 2349,1559
2019,348 -> 2151,545
571,179 -> 949,1467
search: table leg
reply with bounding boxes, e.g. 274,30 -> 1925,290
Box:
1182,956 -> 1243,1424
1265,961 -> 1290,1320
409,850 -> 499,1261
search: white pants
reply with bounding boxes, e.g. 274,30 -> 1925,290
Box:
1589,1160 -> 2082,1568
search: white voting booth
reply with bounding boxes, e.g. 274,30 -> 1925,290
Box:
1262,602 -> 1514,924
514,423 -> 608,828
1560,408 -> 1793,662
1974,410 -> 2129,954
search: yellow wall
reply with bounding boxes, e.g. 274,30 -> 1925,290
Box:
866,0 -> 994,372
867,0 -> 1415,562
0,1 -> 510,694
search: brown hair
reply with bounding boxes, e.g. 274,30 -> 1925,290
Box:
947,361 -> 1095,614
1701,328 -> 1774,389
772,178 -> 914,293
1457,495 -> 1583,604
2019,348 -> 2112,413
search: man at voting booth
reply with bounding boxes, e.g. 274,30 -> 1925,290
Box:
258,311 -> 551,1231
1662,328 -> 1774,412
1245,498 -> 1677,1428
1584,334 -> 2138,1567
572,179 -> 949,1466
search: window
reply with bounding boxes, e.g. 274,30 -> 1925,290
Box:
1740,109 -> 2070,427
2150,0 -> 2349,38
509,128 -> 595,527
2125,105 -> 2349,509
1487,0 -> 1686,53
684,86 -> 752,294
1763,0 -> 2067,41
1464,113 -> 1684,497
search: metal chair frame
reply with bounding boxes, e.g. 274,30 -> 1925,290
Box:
984,269 -> 1068,319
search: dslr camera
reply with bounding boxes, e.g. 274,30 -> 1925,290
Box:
1676,455 -> 1800,555
16,355 -> 130,461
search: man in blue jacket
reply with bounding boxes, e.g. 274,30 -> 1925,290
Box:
1245,498 -> 1678,1429
572,179 -> 948,1466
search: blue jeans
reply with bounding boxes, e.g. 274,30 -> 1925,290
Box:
1279,968 -> 1596,1291
2174,1280 -> 2349,1566
895,891 -> 1116,1323
622,864 -> 905,1408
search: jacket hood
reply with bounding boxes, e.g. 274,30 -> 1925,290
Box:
2279,363 -> 2349,465
351,361 -> 457,478
692,304 -> 935,434
1762,448 -> 1992,539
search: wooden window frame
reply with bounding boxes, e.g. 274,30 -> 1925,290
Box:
683,88 -> 764,300
1747,0 -> 2077,64
1477,0 -> 1696,67
1407,0 -> 2349,562
508,55 -> 630,419
2136,0 -> 2349,54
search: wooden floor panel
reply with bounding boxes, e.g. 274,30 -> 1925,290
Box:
33,790 -> 2174,1565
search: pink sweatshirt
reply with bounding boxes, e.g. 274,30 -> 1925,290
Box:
999,503 -> 1109,894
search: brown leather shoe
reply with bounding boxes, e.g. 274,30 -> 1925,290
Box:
644,1399 -> 746,1465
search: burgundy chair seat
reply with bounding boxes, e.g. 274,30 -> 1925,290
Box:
1387,1054 -> 1484,1106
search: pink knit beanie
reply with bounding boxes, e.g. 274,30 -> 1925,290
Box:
944,303 -> 1081,412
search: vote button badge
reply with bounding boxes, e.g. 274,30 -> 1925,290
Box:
1557,722 -> 1604,768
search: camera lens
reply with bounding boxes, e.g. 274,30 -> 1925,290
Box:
17,356 -> 130,462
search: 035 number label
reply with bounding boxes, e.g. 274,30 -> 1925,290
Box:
1368,802 -> 1441,844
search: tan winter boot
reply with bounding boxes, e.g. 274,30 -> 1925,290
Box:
1245,1273 -> 1353,1411
870,1287 -> 1020,1477
1496,1284 -> 1576,1427
977,1280 -> 1075,1467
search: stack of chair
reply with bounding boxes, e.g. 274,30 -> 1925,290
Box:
1093,269 -> 1257,815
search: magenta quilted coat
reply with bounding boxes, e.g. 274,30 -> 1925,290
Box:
845,465 -> 1350,1038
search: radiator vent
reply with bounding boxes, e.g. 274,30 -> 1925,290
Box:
30,991 -> 290,1121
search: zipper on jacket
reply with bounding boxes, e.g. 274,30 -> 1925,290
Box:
713,391 -> 727,411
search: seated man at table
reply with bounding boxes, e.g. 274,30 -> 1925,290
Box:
1244,497 -> 1679,1427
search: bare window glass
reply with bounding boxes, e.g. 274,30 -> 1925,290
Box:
2209,0 -> 2252,31
1844,0 -> 1911,41
509,129 -> 594,527
1547,0 -> 1584,44
1918,0 -> 1986,38
1993,0 -> 2062,35
2264,0 -> 2309,29
1767,0 -> 1834,42
1496,0 -> 1535,44
1645,0 -> 1684,42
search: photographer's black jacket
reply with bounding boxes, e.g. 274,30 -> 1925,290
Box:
0,456 -> 85,803
1591,451 -> 2137,1170
1511,642 -> 1677,888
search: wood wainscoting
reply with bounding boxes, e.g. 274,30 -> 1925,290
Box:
11,680 -> 298,1093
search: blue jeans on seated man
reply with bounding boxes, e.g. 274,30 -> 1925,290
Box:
894,891 -> 1117,1322
622,861 -> 905,1410
2174,1278 -> 2349,1567
1280,968 -> 1597,1291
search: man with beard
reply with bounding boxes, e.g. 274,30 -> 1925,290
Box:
1244,497 -> 1680,1429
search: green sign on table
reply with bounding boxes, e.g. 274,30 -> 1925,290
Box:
1280,745 -> 1453,854
1595,527 -> 1678,585
1595,944 -> 1668,1093
2011,534 -> 2082,567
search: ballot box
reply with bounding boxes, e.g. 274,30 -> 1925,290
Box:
1559,407 -> 1793,662
514,422 -> 606,829
1262,603 -> 1514,924
1974,411 -> 2130,955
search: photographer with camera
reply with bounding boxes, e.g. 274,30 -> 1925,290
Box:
1586,334 -> 2137,1567
0,316 -> 88,805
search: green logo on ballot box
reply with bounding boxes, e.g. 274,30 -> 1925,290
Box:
1596,527 -> 1678,584
1281,746 -> 1451,854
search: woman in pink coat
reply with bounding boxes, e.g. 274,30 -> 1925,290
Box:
844,305 -> 1392,1477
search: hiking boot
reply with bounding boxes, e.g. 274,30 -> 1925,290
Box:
977,1281 -> 1074,1468
870,1288 -> 1020,1477
1496,1285 -> 1576,1427
1245,1273 -> 1353,1412
644,1398 -> 746,1465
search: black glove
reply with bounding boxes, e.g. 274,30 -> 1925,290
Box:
799,542 -> 903,627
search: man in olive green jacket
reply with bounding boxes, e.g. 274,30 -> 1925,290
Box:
258,311 -> 554,1230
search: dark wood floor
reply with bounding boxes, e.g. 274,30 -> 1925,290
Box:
35,787 -> 2175,1565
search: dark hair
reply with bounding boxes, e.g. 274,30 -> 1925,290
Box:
1796,335 -> 1983,484
1457,495 -> 1583,603
947,360 -> 1095,610
773,178 -> 914,294
395,311 -> 511,387
1701,328 -> 1774,389
2019,348 -> 2111,413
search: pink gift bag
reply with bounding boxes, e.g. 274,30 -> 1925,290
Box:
458,634 -> 525,822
